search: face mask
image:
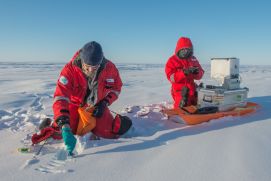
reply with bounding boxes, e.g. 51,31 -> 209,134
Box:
177,48 -> 193,59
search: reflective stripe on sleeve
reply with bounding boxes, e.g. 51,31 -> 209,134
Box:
106,90 -> 120,98
170,74 -> 175,83
53,96 -> 70,103
110,90 -> 120,97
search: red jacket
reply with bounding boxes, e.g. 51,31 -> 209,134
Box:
53,51 -> 122,133
165,37 -> 204,108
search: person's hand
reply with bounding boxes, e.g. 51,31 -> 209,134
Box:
189,67 -> 199,74
183,67 -> 199,76
92,99 -> 108,118
183,69 -> 190,76
61,124 -> 76,155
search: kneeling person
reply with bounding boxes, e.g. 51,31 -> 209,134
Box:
53,41 -> 132,154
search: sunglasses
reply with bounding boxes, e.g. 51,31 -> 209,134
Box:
82,63 -> 100,71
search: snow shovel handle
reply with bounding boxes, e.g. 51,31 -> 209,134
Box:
35,139 -> 48,156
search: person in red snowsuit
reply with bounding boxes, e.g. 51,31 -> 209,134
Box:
52,41 -> 132,154
165,37 -> 204,109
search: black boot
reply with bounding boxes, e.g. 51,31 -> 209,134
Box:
39,118 -> 52,130
179,87 -> 189,108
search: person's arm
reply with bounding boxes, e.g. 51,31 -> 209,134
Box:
52,65 -> 76,155
103,63 -> 123,106
190,57 -> 204,80
53,65 -> 73,127
92,62 -> 122,118
165,58 -> 187,83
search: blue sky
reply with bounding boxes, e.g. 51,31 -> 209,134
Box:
0,0 -> 270,65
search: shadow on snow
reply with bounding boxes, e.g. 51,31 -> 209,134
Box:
88,96 -> 271,155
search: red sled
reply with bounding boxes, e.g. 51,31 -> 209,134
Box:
162,102 -> 260,125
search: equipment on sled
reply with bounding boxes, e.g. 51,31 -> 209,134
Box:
163,57 -> 259,124
198,57 -> 248,111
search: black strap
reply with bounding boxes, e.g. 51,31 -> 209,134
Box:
196,106 -> 219,114
180,106 -> 218,115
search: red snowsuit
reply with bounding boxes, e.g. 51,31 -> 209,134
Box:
165,37 -> 204,108
53,51 -> 123,138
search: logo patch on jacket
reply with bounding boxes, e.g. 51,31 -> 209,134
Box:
106,78 -> 115,83
59,76 -> 68,85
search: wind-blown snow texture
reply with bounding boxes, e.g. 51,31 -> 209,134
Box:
0,62 -> 271,181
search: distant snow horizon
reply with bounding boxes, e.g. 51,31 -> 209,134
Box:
1,61 -> 271,67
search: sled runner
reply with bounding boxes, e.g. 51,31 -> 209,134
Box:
162,102 -> 259,125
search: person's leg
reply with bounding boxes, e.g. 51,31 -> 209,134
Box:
172,90 -> 182,109
92,107 -> 132,139
188,96 -> 197,106
92,107 -> 117,138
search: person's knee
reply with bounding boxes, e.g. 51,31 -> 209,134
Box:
112,115 -> 132,135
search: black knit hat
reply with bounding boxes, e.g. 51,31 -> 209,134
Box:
80,41 -> 103,66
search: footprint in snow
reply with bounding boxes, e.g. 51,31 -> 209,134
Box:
35,149 -> 74,174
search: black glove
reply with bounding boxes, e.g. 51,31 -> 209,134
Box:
39,118 -> 52,130
183,67 -> 199,76
92,99 -> 109,118
183,69 -> 190,76
189,67 -> 199,74
55,115 -> 70,127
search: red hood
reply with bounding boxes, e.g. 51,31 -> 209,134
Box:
175,37 -> 193,54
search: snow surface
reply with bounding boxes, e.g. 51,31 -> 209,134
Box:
0,62 -> 271,181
